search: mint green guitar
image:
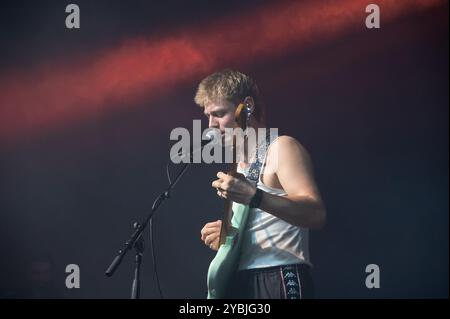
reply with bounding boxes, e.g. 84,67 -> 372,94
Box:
206,103 -> 252,299
207,200 -> 250,299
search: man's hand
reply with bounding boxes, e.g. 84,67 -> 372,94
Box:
212,171 -> 257,205
200,220 -> 222,251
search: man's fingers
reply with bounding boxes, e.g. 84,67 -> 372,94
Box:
204,220 -> 221,228
201,225 -> 220,240
200,220 -> 221,240
217,171 -> 229,180
217,188 -> 245,199
216,171 -> 225,178
211,180 -> 222,189
205,233 -> 219,246
212,179 -> 230,191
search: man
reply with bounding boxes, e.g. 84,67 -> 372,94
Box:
196,69 -> 326,299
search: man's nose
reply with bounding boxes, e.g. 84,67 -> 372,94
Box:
209,116 -> 219,129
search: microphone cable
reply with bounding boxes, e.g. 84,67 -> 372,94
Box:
146,161 -> 174,299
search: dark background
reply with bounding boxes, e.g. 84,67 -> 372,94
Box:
0,0 -> 448,298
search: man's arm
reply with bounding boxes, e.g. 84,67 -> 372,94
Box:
258,136 -> 326,229
213,136 -> 326,229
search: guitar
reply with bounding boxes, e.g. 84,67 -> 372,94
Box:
206,103 -> 251,299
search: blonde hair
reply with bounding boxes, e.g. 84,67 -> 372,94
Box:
194,69 -> 265,122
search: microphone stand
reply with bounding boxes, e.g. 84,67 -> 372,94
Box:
131,222 -> 144,299
105,162 -> 190,298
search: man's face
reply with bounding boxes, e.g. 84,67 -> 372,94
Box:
204,99 -> 238,134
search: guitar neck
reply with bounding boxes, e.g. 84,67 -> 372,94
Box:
219,163 -> 237,245
218,103 -> 248,245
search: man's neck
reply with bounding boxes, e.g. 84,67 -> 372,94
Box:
241,122 -> 264,165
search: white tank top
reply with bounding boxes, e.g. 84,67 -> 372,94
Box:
234,134 -> 312,270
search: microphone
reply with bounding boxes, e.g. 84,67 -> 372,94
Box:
177,129 -> 221,162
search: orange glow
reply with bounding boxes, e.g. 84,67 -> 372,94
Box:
0,0 -> 444,145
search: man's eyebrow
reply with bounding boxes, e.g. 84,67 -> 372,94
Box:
209,106 -> 225,112
204,105 -> 225,116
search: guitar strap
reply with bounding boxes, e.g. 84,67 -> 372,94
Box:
243,130 -> 272,183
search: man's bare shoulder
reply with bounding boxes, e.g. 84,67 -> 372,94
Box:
266,135 -> 321,201
269,135 -> 311,161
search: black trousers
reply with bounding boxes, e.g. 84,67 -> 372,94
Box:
225,263 -> 314,299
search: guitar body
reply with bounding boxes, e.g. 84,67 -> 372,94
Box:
207,202 -> 250,299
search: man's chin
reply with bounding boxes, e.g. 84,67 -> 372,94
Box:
222,134 -> 231,145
